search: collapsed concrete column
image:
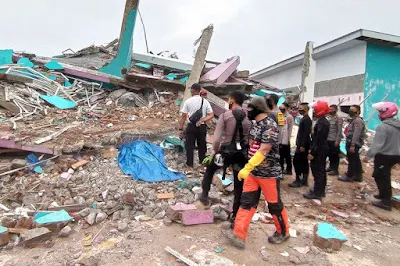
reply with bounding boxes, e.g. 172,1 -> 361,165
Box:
300,41 -> 316,115
100,0 -> 140,77
183,25 -> 214,102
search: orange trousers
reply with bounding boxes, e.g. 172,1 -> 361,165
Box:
233,175 -> 289,240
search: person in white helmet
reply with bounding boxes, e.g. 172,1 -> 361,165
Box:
364,102 -> 400,211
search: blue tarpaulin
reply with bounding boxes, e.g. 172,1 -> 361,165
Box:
118,141 -> 185,182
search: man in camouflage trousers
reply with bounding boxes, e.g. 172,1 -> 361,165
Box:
223,97 -> 290,248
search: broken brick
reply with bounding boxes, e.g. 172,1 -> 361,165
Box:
157,193 -> 175,200
71,160 -> 88,170
0,227 -> 10,247
181,210 -> 214,226
21,227 -> 52,248
122,192 -> 136,206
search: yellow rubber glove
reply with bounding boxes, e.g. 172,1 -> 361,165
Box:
238,151 -> 266,181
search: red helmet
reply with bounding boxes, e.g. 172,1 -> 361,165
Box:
372,102 -> 398,120
312,101 -> 330,117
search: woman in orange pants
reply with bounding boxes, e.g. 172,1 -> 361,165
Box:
223,97 -> 290,248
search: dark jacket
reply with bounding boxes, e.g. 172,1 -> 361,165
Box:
310,116 -> 330,156
296,115 -> 312,149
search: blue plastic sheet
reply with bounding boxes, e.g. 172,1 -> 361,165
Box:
118,141 -> 185,182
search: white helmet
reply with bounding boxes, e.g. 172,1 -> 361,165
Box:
214,153 -> 224,167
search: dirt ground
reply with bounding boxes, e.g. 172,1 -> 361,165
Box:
0,161 -> 399,266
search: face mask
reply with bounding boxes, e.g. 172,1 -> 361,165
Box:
280,108 -> 286,113
247,108 -> 262,121
299,110 -> 305,116
267,99 -> 274,110
348,110 -> 356,117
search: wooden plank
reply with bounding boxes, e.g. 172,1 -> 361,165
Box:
165,246 -> 198,266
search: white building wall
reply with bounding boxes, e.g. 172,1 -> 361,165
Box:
315,43 -> 366,82
255,43 -> 367,89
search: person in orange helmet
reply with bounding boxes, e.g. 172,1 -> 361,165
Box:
304,101 -> 330,200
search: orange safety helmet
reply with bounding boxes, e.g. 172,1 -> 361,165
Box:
312,101 -> 330,117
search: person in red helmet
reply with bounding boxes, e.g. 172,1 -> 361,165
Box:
364,102 -> 400,211
303,101 -> 330,200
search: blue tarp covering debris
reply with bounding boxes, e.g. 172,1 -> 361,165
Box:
118,141 -> 185,182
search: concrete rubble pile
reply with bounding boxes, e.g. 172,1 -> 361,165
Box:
0,144 -> 244,249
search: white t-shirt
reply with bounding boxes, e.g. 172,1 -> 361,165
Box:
181,95 -> 213,122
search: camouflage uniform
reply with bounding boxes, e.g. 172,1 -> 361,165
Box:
248,117 -> 282,178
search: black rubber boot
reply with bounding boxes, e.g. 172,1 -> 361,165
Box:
372,200 -> 392,211
289,181 -> 302,188
303,192 -> 322,200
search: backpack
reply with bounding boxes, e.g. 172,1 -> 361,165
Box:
189,98 -> 204,124
219,109 -> 248,179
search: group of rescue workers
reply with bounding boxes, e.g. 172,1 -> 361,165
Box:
178,83 -> 400,249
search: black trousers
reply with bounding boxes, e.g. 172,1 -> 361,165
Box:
293,147 -> 309,184
279,144 -> 292,172
311,152 -> 328,196
202,152 -> 248,219
185,123 -> 207,167
327,141 -> 340,171
346,142 -> 362,178
373,154 -> 400,201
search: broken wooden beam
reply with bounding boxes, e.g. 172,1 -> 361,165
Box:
165,246 -> 198,266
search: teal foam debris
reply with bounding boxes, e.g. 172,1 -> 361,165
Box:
0,226 -> 7,234
17,57 -> 34,68
65,80 -> 72,87
135,62 -> 151,69
317,223 -> 347,241
45,60 -> 64,70
34,210 -> 73,225
40,95 -> 77,109
217,174 -> 233,186
0,49 -> 13,65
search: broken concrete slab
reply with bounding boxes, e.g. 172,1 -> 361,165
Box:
182,210 -> 214,226
0,139 -> 54,155
166,203 -> 197,221
313,223 -> 347,251
58,225 -> 72,237
21,227 -> 52,248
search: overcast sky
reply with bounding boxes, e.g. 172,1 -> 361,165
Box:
1,0 -> 400,72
